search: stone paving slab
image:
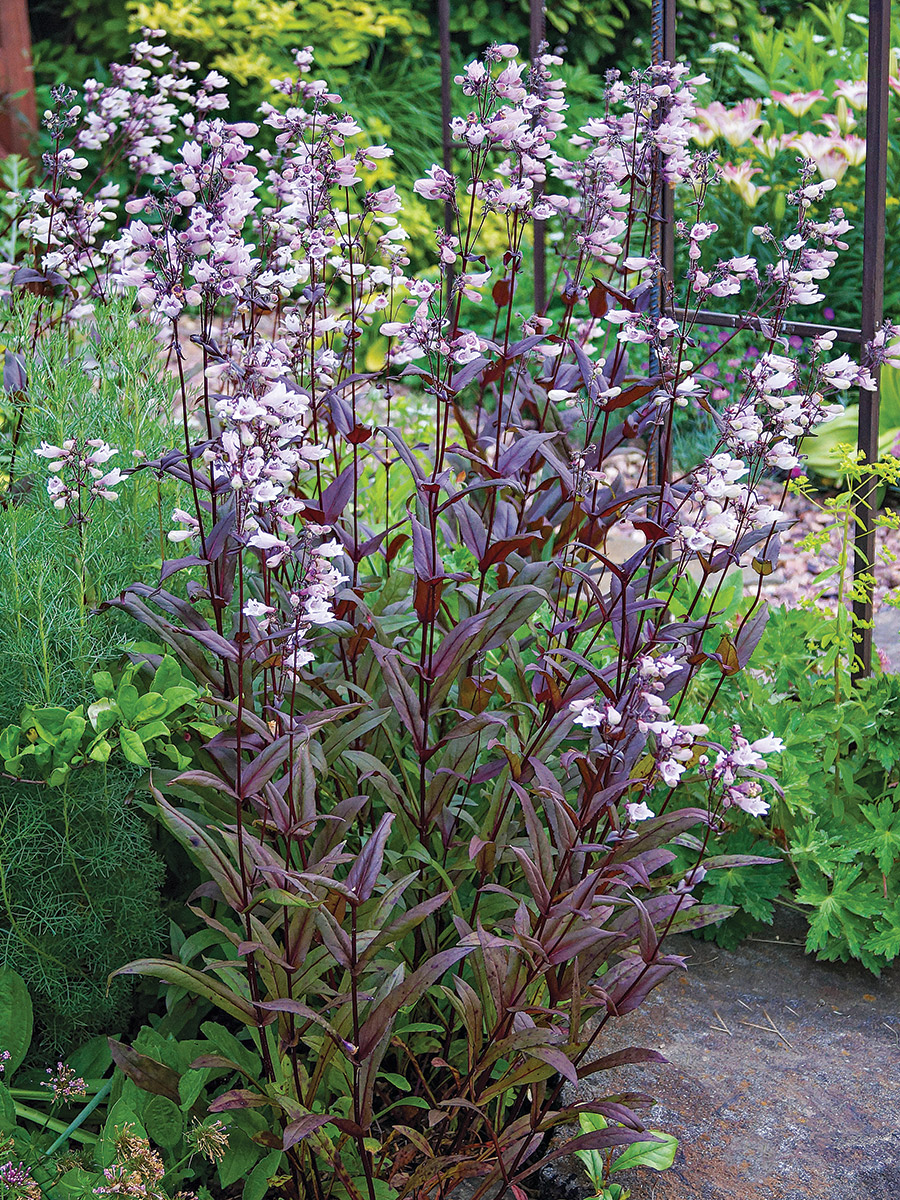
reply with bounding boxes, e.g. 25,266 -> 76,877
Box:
576,914 -> 900,1200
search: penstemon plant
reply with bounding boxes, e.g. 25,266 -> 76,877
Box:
3,28 -> 897,1200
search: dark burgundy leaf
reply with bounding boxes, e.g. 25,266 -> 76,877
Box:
283,1115 -> 337,1149
208,1089 -> 272,1112
411,515 -> 444,581
576,1047 -> 668,1080
733,601 -> 770,669
3,351 -> 26,394
108,1040 -> 180,1102
345,813 -> 395,903
317,466 -> 356,522
492,276 -> 513,307
160,555 -> 208,582
239,733 -> 293,797
498,432 -> 560,477
356,945 -> 473,1059
451,355 -> 490,391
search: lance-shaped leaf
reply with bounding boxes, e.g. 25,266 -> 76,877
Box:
733,601 -> 770,669
283,1114 -> 339,1149
356,945 -> 473,1059
370,644 -> 425,756
153,790 -> 244,909
108,1040 -> 181,1102
511,1128 -> 666,1182
576,1047 -> 668,1081
109,960 -> 260,1026
358,891 -> 450,968
208,1089 -> 272,1112
345,813 -> 395,904
254,1000 -> 355,1054
238,733 -> 294,798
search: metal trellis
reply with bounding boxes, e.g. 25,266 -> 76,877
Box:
438,0 -> 891,675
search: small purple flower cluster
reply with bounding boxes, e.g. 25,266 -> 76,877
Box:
41,1061 -> 87,1101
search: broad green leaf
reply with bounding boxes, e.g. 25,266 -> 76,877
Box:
137,719 -> 170,742
609,1131 -> 678,1173
119,728 -> 151,767
134,693 -> 168,723
178,1066 -> 211,1112
0,725 -> 20,760
200,1022 -> 262,1078
0,1082 -> 15,1129
142,1095 -> 183,1147
30,707 -> 69,740
218,1128 -> 262,1189
53,1169 -> 99,1199
92,671 -> 115,697
88,698 -> 118,734
242,1150 -> 282,1200
116,683 -> 140,723
100,1099 -> 141,1167
0,967 -> 33,1075
152,657 -> 183,694
161,686 -> 202,716
88,737 -> 112,763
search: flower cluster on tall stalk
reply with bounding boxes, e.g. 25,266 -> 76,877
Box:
3,28 -> 895,1200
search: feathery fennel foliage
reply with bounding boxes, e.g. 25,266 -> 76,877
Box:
0,298 -> 176,1050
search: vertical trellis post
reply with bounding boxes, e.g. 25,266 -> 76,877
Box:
438,0 -> 454,247
853,0 -> 890,677
649,0 -> 677,493
0,0 -> 36,157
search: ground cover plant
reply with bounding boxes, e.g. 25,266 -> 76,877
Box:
671,451 -> 900,972
0,25 -> 898,1200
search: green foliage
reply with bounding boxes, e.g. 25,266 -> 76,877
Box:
0,973 -> 249,1200
131,0 -> 428,81
0,764 -> 166,1052
0,302 -> 184,1052
433,0 -> 776,74
682,603 -> 900,974
0,298 -> 177,714
696,830 -> 793,949
0,967 -> 34,1076
0,656 -> 217,786
38,0 -> 428,97
804,366 -> 900,485
575,1110 -> 678,1199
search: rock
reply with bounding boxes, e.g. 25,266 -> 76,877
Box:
574,911 -> 899,1199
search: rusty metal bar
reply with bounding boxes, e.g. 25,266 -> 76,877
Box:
852,0 -> 890,678
530,0 -> 547,313
649,0 -> 677,494
673,307 -> 865,345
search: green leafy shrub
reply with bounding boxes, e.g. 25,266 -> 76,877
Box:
678,593 -> 900,972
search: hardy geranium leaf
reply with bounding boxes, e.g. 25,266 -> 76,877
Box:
852,799 -> 900,876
